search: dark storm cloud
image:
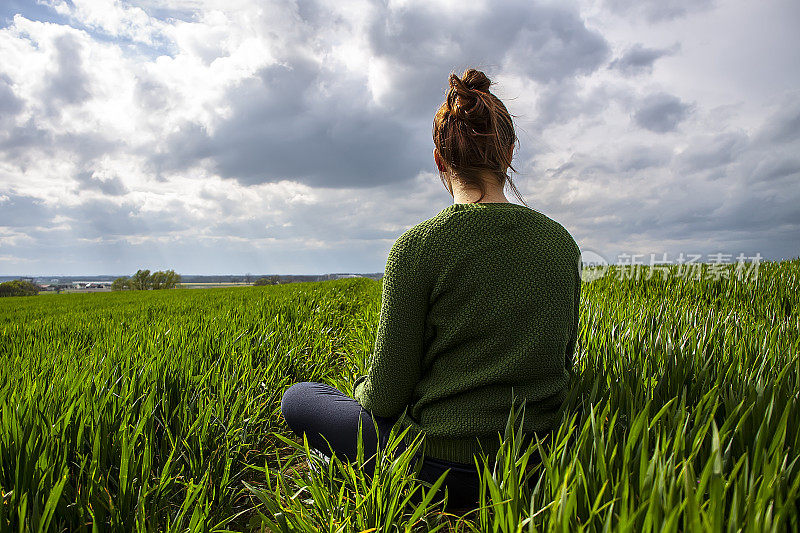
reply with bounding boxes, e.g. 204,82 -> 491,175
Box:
150,60 -> 428,187
546,113 -> 800,259
608,43 -> 680,76
0,196 -> 191,242
0,74 -> 23,117
63,200 -> 143,238
0,119 -> 52,159
366,0 -> 610,115
751,156 -> 800,183
632,92 -> 692,133
60,198 -> 190,238
643,185 -> 800,239
133,73 -> 171,113
0,194 -> 53,228
146,0 -> 612,188
568,175 -> 799,257
501,5 -> 610,83
45,33 -> 92,109
0,119 -> 119,170
73,171 -> 129,196
0,195 -> 199,271
532,79 -> 620,130
752,96 -> 800,146
0,31 -> 114,166
60,131 -> 121,163
615,144 -> 673,172
673,131 -> 748,174
604,0 -> 715,23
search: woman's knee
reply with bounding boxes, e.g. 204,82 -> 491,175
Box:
280,382 -> 315,428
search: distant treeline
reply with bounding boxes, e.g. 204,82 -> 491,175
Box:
254,275 -> 280,286
1,273 -> 386,285
112,269 -> 181,291
0,280 -> 39,297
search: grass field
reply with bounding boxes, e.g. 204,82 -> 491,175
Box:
1,260 -> 798,532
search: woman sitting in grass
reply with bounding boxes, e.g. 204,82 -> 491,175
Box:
281,67 -> 582,510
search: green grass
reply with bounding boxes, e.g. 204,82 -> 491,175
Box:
0,261 -> 798,531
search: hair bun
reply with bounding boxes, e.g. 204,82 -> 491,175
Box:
447,69 -> 493,125
448,69 -> 492,95
462,69 -> 491,92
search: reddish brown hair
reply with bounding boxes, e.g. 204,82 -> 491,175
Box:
433,68 -> 526,205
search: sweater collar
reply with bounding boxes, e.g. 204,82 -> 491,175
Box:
440,202 -> 529,214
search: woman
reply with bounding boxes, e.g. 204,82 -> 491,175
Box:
280,68 -> 582,509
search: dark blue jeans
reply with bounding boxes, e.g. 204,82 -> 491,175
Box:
280,382 -> 483,509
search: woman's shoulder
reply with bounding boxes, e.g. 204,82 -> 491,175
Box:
394,204 -> 580,260
386,210 -> 452,265
427,204 -> 576,242
541,215 -> 581,257
394,207 -> 454,243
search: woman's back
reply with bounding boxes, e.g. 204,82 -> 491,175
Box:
282,67 -> 581,509
354,201 -> 582,463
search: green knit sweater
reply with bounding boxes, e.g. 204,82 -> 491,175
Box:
353,201 -> 582,464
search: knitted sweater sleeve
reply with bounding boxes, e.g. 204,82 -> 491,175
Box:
353,228 -> 429,418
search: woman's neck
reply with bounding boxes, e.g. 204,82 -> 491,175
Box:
449,175 -> 510,204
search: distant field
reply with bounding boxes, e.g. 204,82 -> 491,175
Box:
0,262 -> 798,531
179,282 -> 253,289
50,282 -> 252,293
57,288 -> 113,294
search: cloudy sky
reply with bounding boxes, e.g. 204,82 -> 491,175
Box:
0,0 -> 798,275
